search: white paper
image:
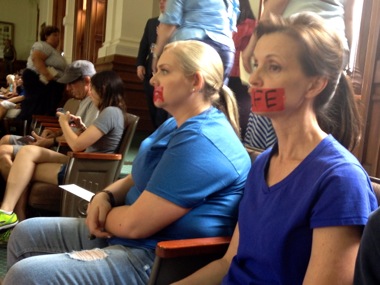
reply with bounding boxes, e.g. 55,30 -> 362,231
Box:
59,184 -> 95,202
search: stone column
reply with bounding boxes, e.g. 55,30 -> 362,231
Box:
98,0 -> 155,58
62,0 -> 76,63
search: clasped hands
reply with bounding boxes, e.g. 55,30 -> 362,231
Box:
86,192 -> 114,239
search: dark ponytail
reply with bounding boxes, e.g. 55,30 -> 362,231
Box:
317,74 -> 361,151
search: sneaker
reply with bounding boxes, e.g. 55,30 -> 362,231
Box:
0,211 -> 18,230
0,229 -> 12,247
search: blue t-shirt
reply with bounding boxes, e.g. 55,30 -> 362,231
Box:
223,135 -> 378,284
159,0 -> 239,50
109,107 -> 251,249
283,0 -> 348,51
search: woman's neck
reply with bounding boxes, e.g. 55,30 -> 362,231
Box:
171,103 -> 211,128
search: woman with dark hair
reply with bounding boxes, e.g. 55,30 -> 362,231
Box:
0,70 -> 126,227
19,25 -> 67,121
175,12 -> 377,285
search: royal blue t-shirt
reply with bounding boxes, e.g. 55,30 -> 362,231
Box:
223,135 -> 378,284
109,107 -> 251,249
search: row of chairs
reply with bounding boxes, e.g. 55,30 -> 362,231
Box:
28,112 -> 140,217
3,108 -> 380,284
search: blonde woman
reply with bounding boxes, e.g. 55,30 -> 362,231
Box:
3,41 -> 250,285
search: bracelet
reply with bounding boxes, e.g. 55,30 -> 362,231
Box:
103,190 -> 116,207
90,190 -> 116,207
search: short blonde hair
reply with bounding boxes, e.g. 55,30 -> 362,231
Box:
6,74 -> 15,83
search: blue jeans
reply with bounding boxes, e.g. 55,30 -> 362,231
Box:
201,37 -> 235,84
4,217 -> 155,285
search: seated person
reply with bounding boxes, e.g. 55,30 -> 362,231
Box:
0,60 -> 98,182
0,74 -> 16,95
0,70 -> 126,224
174,13 -> 377,285
354,206 -> 380,284
0,74 -> 25,120
2,40 -> 251,285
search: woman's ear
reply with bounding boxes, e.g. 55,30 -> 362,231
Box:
192,71 -> 204,92
305,76 -> 328,98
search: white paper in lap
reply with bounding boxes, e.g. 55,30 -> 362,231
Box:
59,184 -> 95,202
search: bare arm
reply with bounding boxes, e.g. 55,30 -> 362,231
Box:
151,23 -> 178,73
6,96 -> 24,104
242,0 -> 290,73
303,226 -> 362,285
173,225 -> 240,285
86,175 -> 135,238
343,0 -> 356,52
105,189 -> 190,239
86,174 -> 191,239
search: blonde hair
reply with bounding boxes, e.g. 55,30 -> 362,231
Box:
6,74 -> 15,84
163,40 -> 241,137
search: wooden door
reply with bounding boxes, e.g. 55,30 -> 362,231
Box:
73,0 -> 107,63
53,0 -> 67,53
356,0 -> 380,177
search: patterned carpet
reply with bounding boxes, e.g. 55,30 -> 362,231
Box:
0,243 -> 6,279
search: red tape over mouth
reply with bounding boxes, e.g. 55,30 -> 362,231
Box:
153,86 -> 164,103
250,88 -> 285,112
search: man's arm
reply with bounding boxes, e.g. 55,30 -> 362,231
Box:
343,0 -> 357,52
242,0 -> 290,73
151,23 -> 177,74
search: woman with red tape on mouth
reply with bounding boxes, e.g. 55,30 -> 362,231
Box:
3,40 -> 250,285
174,12 -> 377,285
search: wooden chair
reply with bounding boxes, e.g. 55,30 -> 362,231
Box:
27,113 -> 139,217
148,237 -> 231,285
1,98 -> 80,137
148,163 -> 380,284
148,146 -> 264,284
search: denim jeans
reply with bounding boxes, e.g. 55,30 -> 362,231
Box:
4,217 -> 155,285
201,37 -> 235,84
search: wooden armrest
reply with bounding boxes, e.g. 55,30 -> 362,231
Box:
32,114 -> 57,120
58,141 -> 68,147
156,237 -> 231,258
67,151 -> 122,160
244,145 -> 264,154
44,127 -> 62,132
40,122 -> 60,127
38,118 -> 58,123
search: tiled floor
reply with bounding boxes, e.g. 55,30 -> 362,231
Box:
0,130 -> 149,279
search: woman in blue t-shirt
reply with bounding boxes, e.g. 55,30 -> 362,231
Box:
175,12 -> 377,285
152,0 -> 239,81
3,41 -> 251,285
